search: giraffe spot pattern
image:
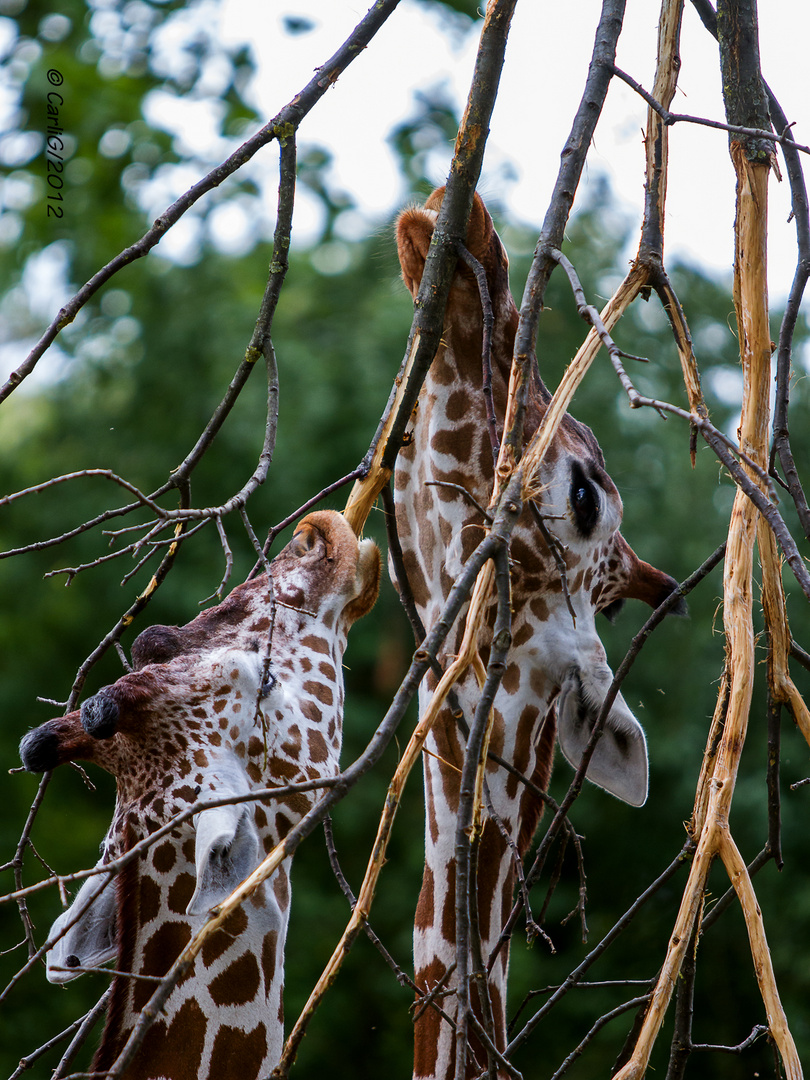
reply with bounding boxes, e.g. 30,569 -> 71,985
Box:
167,872 -> 196,915
262,930 -> 278,990
415,865 -> 435,931
207,1021 -> 267,1080
133,920 -> 193,1011
129,997 -> 207,1079
307,729 -> 329,764
273,872 -> 290,910
139,874 -> 162,926
200,906 -> 249,968
152,841 -> 176,874
209,950 -> 261,1007
300,634 -> 329,655
302,680 -> 333,706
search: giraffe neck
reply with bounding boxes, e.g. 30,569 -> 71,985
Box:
412,651 -> 558,1080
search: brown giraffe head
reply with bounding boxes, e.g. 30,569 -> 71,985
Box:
20,510 -> 380,1077
395,188 -> 684,808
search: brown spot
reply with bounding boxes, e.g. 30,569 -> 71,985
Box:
529,595 -> 549,622
207,1022 -> 267,1080
262,929 -> 279,988
510,537 -> 536,569
431,423 -> 475,461
300,700 -> 323,725
413,958 -> 450,1079
133,921 -> 192,1012
441,860 -> 456,944
501,662 -> 521,695
168,872 -> 196,915
505,704 -> 540,799
193,749 -> 209,768
139,874 -> 161,926
122,998 -> 206,1079
209,951 -> 261,1007
273,872 -> 290,910
301,634 -> 329,655
248,735 -> 264,757
152,841 -> 176,874
401,549 -> 429,609
307,729 -> 329,764
476,822 -> 508,944
415,865 -> 435,931
274,811 -> 294,840
201,906 -> 249,968
529,667 -> 551,699
445,387 -> 469,421
304,679 -> 335,706
318,660 -> 336,681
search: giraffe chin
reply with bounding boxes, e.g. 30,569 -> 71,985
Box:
556,665 -> 648,807
45,870 -> 118,984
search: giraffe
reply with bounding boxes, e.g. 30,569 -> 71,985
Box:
393,190 -> 683,1080
20,509 -> 380,1080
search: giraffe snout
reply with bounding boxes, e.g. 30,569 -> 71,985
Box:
81,692 -> 120,739
19,725 -> 61,772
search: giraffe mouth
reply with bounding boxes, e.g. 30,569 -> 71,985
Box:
556,665 -> 649,807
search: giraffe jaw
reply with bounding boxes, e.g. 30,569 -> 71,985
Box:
45,869 -> 117,984
556,665 -> 649,807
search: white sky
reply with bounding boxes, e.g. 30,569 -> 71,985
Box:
215,0 -> 809,304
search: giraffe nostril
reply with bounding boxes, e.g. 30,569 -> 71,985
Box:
65,954 -> 80,969
81,694 -> 120,739
19,727 -> 60,773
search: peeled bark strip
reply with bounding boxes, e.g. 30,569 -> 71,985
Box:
614,3 -> 803,1071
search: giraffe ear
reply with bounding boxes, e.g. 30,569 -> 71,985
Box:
556,667 -> 648,807
46,868 -> 118,984
344,538 -> 381,624
187,805 -> 262,916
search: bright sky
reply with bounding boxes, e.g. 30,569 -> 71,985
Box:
214,0 -> 809,304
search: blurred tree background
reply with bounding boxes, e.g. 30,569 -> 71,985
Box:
2,0 -> 810,1077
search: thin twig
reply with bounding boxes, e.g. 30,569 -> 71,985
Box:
322,816 -> 418,992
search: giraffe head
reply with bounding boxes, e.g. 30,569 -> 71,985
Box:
395,189 -> 684,809
19,510 -> 379,1076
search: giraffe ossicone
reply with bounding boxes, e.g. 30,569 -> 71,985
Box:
20,509 -> 380,1080
394,188 -> 684,1079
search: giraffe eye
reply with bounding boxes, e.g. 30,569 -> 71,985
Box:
570,463 -> 599,536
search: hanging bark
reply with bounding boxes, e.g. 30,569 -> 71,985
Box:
613,2 -> 803,1076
